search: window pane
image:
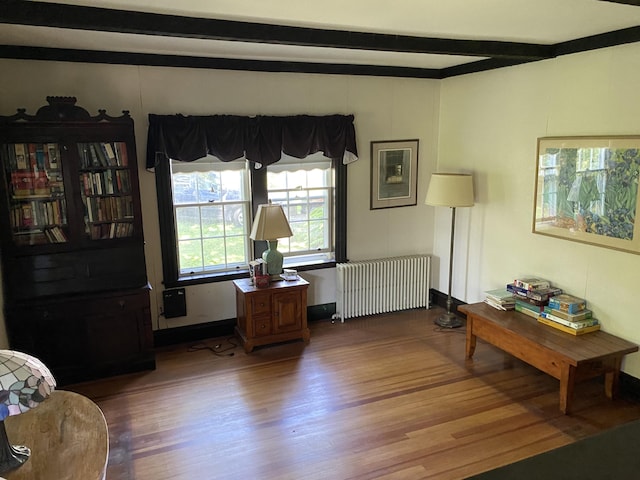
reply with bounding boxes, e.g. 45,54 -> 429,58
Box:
203,237 -> 225,268
267,170 -> 287,190
175,206 -> 202,239
200,205 -> 224,236
223,204 -> 246,235
196,171 -> 220,203
178,239 -> 204,273
309,219 -> 327,250
173,174 -> 197,205
225,235 -> 247,265
289,221 -> 310,251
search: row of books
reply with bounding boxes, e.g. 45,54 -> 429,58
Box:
485,276 -> 599,335
87,222 -> 134,240
77,142 -> 129,169
84,195 -> 134,223
10,199 -> 67,229
80,169 -> 131,196
10,170 -> 64,198
6,143 -> 60,172
13,227 -> 67,246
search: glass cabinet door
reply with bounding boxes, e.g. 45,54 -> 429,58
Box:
2,142 -> 68,246
77,141 -> 134,240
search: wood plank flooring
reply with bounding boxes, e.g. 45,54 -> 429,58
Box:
68,307 -> 640,479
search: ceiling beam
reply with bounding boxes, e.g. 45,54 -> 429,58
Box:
553,25 -> 640,56
1,0 -> 553,60
597,0 -> 640,6
0,45 -> 444,79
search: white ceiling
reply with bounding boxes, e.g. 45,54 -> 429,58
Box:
2,0 -> 640,75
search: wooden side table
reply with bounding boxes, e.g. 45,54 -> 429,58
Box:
233,277 -> 310,353
4,390 -> 108,480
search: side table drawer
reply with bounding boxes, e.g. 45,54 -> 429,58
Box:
252,315 -> 272,337
251,294 -> 271,315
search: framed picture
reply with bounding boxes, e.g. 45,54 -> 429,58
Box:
370,139 -> 419,210
533,135 -> 640,254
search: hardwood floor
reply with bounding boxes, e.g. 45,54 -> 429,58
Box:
69,307 -> 640,479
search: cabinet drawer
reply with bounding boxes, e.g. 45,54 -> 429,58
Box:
252,315 -> 272,337
250,294 -> 271,315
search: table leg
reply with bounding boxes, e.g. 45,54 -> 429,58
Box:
604,357 -> 623,400
465,317 -> 476,359
559,364 -> 577,414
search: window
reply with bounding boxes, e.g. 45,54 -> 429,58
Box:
267,154 -> 333,265
156,153 -> 346,287
170,158 -> 251,276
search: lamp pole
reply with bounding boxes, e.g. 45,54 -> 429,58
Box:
436,206 -> 463,328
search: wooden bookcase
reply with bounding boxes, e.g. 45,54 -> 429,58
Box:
0,97 -> 155,385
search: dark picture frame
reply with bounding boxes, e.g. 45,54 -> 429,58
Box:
370,139 -> 419,210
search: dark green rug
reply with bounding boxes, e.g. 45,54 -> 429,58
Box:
466,419 -> 640,479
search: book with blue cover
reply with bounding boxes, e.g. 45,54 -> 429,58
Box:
548,294 -> 587,314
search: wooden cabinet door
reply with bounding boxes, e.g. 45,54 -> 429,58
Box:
272,290 -> 302,334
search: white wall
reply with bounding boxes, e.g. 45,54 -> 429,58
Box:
4,44 -> 639,378
0,60 -> 440,338
437,43 -> 640,377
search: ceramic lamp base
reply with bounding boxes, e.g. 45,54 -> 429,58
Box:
262,239 -> 284,275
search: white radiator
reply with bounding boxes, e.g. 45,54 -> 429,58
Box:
335,255 -> 431,322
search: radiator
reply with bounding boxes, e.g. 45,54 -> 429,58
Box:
334,255 -> 431,322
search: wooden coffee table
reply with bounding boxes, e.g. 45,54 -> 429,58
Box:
459,302 -> 638,414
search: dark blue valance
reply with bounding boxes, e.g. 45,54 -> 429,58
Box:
146,113 -> 358,169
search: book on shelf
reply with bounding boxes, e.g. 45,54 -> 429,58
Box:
515,303 -> 541,319
14,144 -> 28,170
47,143 -> 59,169
537,316 -> 600,335
484,298 -> 515,311
515,298 -> 544,313
543,307 -> 592,322
484,288 -> 516,310
539,311 -> 599,330
102,143 -> 117,165
485,288 -> 516,303
506,283 -> 529,298
115,142 -> 129,166
514,277 -> 551,291
507,286 -> 547,306
548,294 -> 587,314
507,282 -> 561,301
526,286 -> 563,302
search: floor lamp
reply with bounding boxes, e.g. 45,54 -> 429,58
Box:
425,173 -> 475,328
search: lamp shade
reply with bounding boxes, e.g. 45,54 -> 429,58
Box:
0,350 -> 55,474
250,204 -> 293,241
0,350 -> 55,420
425,173 -> 474,207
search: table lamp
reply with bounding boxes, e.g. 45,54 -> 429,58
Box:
250,204 -> 293,277
0,350 -> 56,474
425,173 -> 475,328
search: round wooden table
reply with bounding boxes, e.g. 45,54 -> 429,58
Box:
3,390 -> 108,480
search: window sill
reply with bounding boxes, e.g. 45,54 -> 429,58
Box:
165,259 -> 336,288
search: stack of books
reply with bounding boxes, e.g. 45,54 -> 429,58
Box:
537,294 -> 600,335
484,288 -> 516,310
507,277 -> 563,318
